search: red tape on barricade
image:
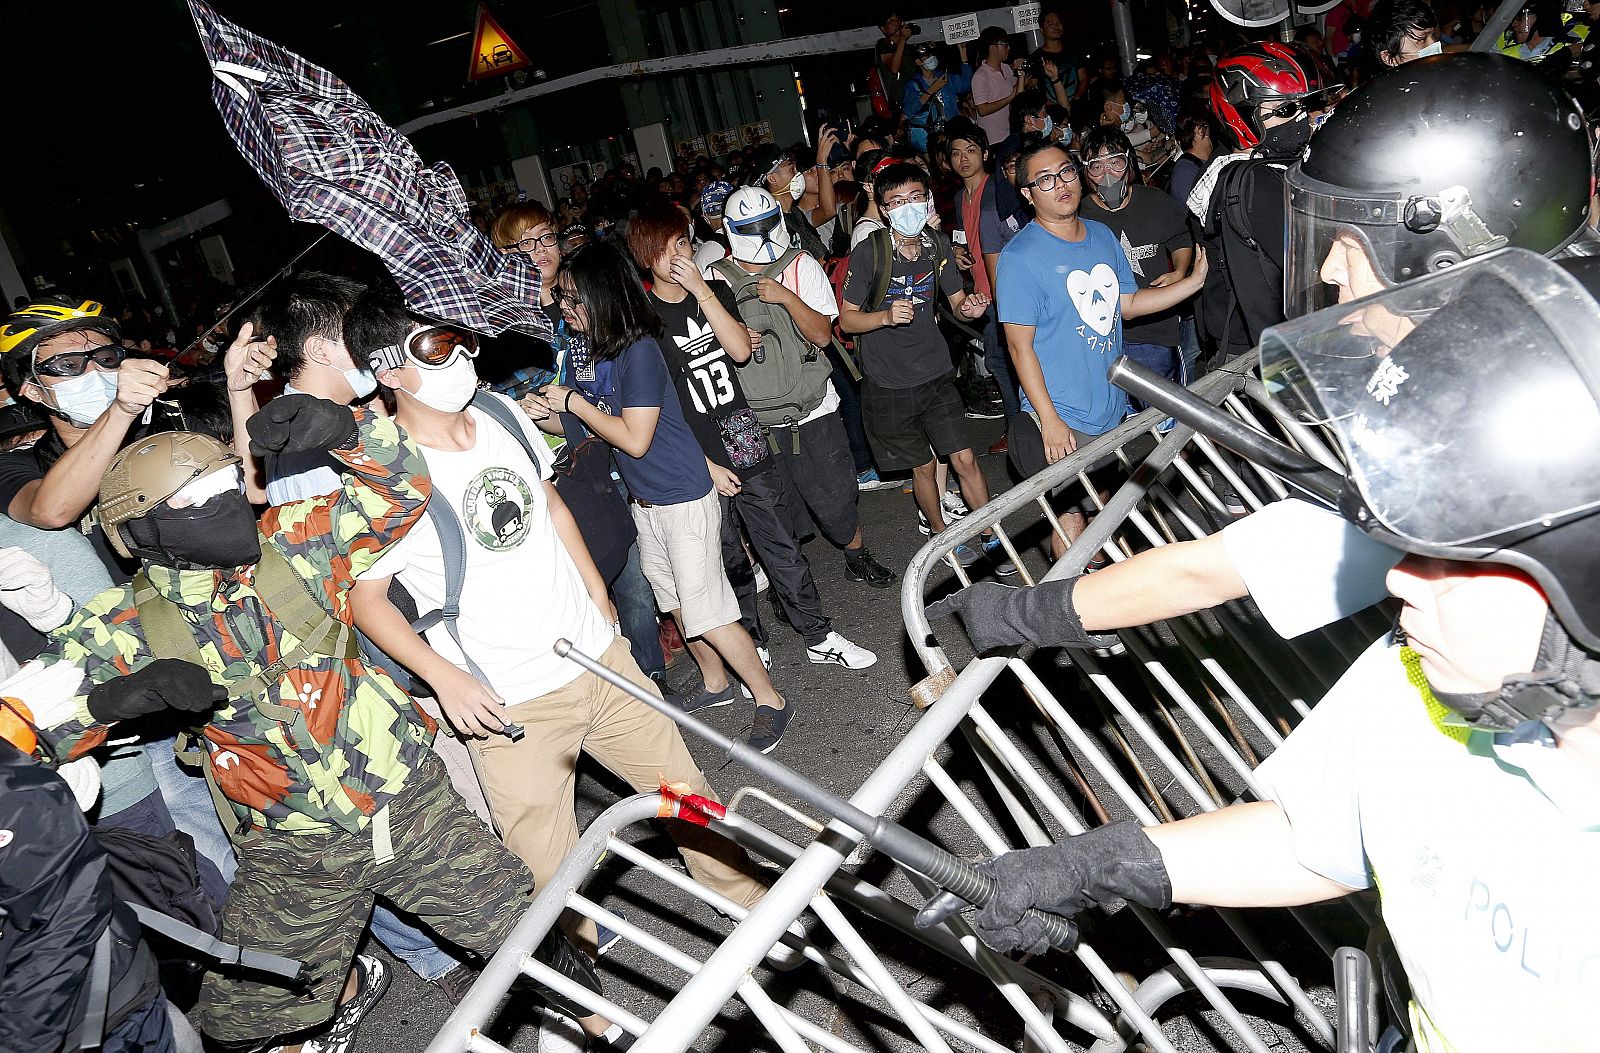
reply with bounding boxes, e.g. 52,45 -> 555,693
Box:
659,778 -> 727,827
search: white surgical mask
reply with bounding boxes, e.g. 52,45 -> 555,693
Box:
1040,114 -> 1054,138
344,366 -> 377,399
1414,40 -> 1443,57
921,56 -> 940,72
787,171 -> 807,199
887,200 -> 931,237
407,356 -> 479,413
46,368 -> 120,427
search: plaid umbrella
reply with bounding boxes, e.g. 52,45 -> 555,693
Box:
187,0 -> 549,339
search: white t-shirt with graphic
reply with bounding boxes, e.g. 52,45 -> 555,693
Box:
365,393 -> 615,703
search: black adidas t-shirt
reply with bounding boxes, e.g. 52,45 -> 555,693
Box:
650,285 -> 773,479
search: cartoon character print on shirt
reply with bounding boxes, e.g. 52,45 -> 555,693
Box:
1066,262 -> 1121,352
463,467 -> 535,551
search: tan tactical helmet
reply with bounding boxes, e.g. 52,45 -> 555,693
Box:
99,431 -> 241,558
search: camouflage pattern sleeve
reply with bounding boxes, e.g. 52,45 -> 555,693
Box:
262,407 -> 432,615
29,584 -> 146,763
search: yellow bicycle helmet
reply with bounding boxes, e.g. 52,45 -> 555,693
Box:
0,297 -> 122,371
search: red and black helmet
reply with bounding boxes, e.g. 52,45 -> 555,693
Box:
1210,41 -> 1322,149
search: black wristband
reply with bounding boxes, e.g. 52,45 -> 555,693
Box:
564,390 -> 575,414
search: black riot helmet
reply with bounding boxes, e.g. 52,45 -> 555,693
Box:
1260,248 -> 1600,728
1285,52 -> 1593,318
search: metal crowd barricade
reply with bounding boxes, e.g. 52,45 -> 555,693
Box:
897,351 -> 1385,1050
428,353 -> 1380,1053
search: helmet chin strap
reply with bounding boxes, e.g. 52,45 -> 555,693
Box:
1430,611 -> 1600,734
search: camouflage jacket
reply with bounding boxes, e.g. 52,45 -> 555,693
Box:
40,410 -> 436,836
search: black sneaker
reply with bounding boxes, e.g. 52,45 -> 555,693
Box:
748,701 -> 795,754
844,548 -> 897,588
295,953 -> 391,1053
430,961 -> 479,1007
674,682 -> 739,714
525,926 -> 602,1018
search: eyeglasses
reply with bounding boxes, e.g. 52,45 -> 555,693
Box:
1024,165 -> 1081,191
1085,153 -> 1130,175
555,289 -> 586,310
883,191 -> 930,209
34,343 -> 126,378
367,324 -> 481,373
505,232 -> 560,253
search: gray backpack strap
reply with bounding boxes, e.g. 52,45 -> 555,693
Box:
410,392 -> 537,686
470,391 -> 541,465
68,927 -> 111,1051
709,256 -> 754,296
128,903 -> 303,981
408,497 -> 487,684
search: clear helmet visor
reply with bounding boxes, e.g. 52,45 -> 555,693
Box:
1285,166 -> 1407,320
1261,247 -> 1600,550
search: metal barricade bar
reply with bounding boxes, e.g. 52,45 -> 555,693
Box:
429,355 -> 1369,1053
896,352 -> 1375,1050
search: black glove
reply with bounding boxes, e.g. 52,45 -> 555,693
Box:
86,658 -> 227,723
247,394 -> 358,457
924,577 -> 1120,653
914,821 -> 1172,956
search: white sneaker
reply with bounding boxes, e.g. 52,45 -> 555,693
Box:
806,631 -> 878,670
764,919 -> 813,972
942,490 -> 970,519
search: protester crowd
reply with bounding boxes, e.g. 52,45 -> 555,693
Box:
2,1 -> 1599,1051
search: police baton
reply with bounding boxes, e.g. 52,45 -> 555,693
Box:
1106,356 -> 1344,508
553,639 -> 1077,947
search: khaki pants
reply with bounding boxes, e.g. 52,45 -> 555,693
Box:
469,636 -> 765,933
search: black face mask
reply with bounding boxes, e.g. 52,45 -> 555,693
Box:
1256,115 -> 1311,157
127,490 -> 262,571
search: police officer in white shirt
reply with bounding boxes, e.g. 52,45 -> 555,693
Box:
919,248 -> 1600,1053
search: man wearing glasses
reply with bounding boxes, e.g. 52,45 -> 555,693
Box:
1077,128 -> 1196,391
0,298 -> 171,539
997,141 -> 1206,554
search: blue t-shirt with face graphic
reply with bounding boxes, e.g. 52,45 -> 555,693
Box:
571,335 -> 713,506
997,218 -> 1137,434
